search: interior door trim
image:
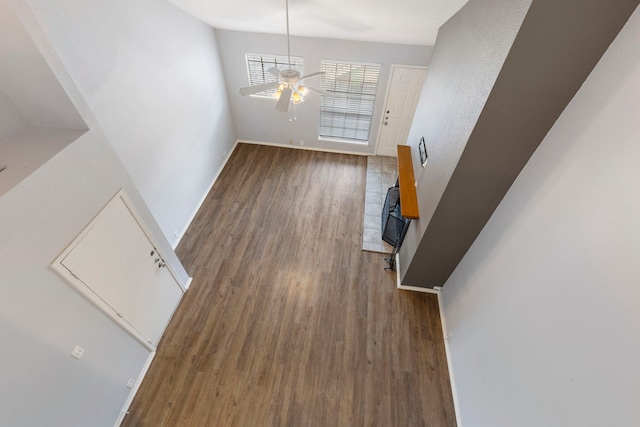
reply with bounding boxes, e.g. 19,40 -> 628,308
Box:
374,64 -> 429,156
49,189 -> 184,350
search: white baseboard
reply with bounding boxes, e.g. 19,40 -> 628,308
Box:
238,139 -> 370,156
394,253 -> 440,294
170,138 -> 367,250
397,284 -> 440,294
184,276 -> 193,290
171,140 -> 239,249
395,253 -> 402,288
114,351 -> 156,426
394,252 -> 461,425
436,291 -> 462,427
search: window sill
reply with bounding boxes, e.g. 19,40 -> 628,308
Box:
318,137 -> 369,146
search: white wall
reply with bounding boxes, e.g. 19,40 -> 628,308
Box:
23,0 -> 237,245
216,29 -> 432,155
0,131 -> 154,427
442,6 -> 640,426
0,86 -> 27,141
1,0 -> 87,196
0,2 -> 195,425
0,0 -> 85,130
0,127 -> 85,196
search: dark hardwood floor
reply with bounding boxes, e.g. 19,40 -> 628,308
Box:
122,143 -> 456,426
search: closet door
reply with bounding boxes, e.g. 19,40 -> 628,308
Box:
56,191 -> 183,348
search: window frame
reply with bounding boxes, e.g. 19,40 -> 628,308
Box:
244,52 -> 304,99
319,59 -> 382,144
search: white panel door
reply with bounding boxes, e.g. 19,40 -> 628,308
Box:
376,66 -> 427,157
60,193 -> 182,347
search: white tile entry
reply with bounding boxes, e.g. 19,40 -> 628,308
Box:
362,156 -> 397,254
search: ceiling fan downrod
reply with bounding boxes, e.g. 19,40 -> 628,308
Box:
286,0 -> 291,70
237,0 -> 325,112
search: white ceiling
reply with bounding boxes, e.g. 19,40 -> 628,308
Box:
169,0 -> 469,46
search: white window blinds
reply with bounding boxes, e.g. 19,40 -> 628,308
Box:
245,53 -> 304,97
320,61 -> 381,142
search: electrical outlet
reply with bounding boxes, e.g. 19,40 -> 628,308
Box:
70,345 -> 85,360
126,378 -> 136,389
289,139 -> 293,144
299,140 -> 305,146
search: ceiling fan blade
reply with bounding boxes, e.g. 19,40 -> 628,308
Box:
305,86 -> 330,96
268,67 -> 280,77
275,87 -> 292,112
239,81 -> 280,96
300,71 -> 324,81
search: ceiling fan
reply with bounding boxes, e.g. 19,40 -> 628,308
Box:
238,0 -> 324,113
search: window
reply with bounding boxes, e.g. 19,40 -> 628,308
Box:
320,61 -> 381,142
245,53 -> 304,97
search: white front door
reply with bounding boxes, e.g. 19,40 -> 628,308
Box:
376,66 -> 428,157
58,192 -> 183,348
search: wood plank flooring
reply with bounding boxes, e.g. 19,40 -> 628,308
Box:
122,143 -> 456,426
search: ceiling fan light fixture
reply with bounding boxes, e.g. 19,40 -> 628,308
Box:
237,0 -> 324,113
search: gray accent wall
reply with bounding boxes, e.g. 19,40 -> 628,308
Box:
398,0 -> 532,284
442,6 -> 640,424
399,0 -> 640,288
